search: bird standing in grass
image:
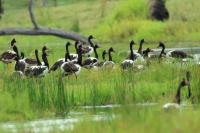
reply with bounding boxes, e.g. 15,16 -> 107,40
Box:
60,44 -> 82,78
103,47 -> 115,68
20,52 -> 38,67
163,71 -> 192,110
158,42 -> 191,59
0,38 -> 18,64
25,46 -> 49,77
82,35 -> 95,57
121,40 -> 135,69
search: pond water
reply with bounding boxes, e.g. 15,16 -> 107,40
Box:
0,110 -> 116,133
0,103 -> 195,133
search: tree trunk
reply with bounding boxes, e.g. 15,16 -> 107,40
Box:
0,28 -> 88,42
0,0 -> 88,43
149,0 -> 169,21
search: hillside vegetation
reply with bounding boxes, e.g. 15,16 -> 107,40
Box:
0,0 -> 199,49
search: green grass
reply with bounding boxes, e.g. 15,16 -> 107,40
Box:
0,0 -> 199,48
0,59 -> 199,121
0,0 -> 199,131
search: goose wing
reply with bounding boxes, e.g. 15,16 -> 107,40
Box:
82,57 -> 97,66
170,50 -> 187,58
61,62 -> 79,75
0,50 -> 17,63
24,58 -> 38,66
49,59 -> 65,72
25,66 -> 48,77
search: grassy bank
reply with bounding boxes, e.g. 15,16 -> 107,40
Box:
0,60 -> 199,121
0,0 -> 199,48
0,0 -> 199,123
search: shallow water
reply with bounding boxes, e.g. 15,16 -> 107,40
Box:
0,111 -> 116,133
1,103 -> 195,133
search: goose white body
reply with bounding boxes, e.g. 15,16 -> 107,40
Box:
134,64 -> 144,70
122,60 -> 134,65
121,60 -> 134,69
83,46 -> 94,57
163,103 -> 180,110
70,53 -> 78,61
74,64 -> 81,75
103,61 -> 115,68
166,51 -> 174,58
26,65 -> 48,77
134,53 -> 145,62
14,59 -> 26,72
12,71 -> 24,77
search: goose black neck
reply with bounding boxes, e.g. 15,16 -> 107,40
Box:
159,45 -> 165,58
94,47 -> 98,59
143,50 -> 149,57
108,50 -> 112,61
13,45 -> 19,58
102,52 -> 106,61
175,80 -> 189,104
77,48 -> 82,66
14,56 -> 19,62
186,71 -> 191,98
161,45 -> 165,54
130,43 -> 134,60
175,82 -> 183,104
42,51 -> 49,68
138,41 -> 143,55
35,50 -> 42,66
21,52 -> 24,59
66,44 -> 71,61
88,38 -> 94,47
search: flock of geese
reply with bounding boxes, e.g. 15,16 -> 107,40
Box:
0,36 -> 199,109
1,36 -> 198,77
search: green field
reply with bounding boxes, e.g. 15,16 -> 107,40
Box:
0,0 -> 200,132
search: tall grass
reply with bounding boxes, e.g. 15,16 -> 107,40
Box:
0,60 -> 199,121
0,0 -> 199,122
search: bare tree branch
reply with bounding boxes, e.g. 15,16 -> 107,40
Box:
28,0 -> 39,29
0,28 -> 88,42
0,0 -> 89,43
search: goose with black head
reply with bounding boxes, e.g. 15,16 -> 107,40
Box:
49,42 -> 74,72
103,47 -> 115,68
121,40 -> 135,69
163,71 -> 192,110
25,46 -> 49,77
0,38 -> 18,64
93,50 -> 107,68
60,44 -> 82,77
158,42 -> 190,59
82,44 -> 99,68
20,52 -> 38,67
81,35 -> 95,57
